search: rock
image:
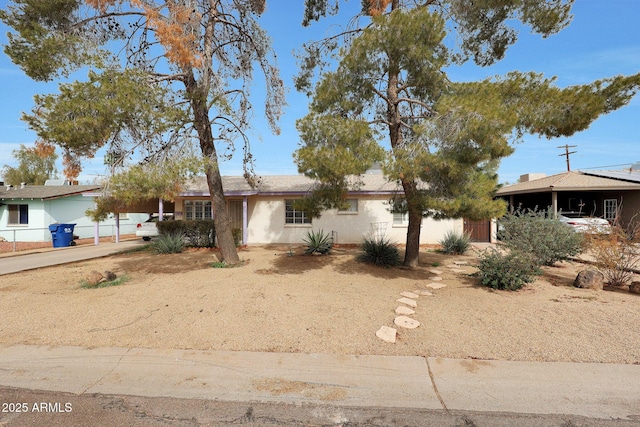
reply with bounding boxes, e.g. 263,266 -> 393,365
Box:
400,291 -> 419,299
430,276 -> 443,281
629,282 -> 640,294
573,270 -> 604,290
395,306 -> 415,315
426,283 -> 446,290
376,325 -> 397,343
394,316 -> 420,329
428,269 -> 442,275
450,268 -> 466,273
85,270 -> 103,286
103,270 -> 117,281
453,261 -> 469,265
396,297 -> 417,308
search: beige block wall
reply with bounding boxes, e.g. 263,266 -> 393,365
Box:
247,195 -> 463,245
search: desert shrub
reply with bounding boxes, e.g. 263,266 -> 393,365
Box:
586,224 -> 640,286
477,249 -> 540,291
158,220 -> 216,248
439,230 -> 472,255
303,229 -> 333,255
152,231 -> 185,254
232,228 -> 242,246
498,208 -> 583,266
358,235 -> 401,268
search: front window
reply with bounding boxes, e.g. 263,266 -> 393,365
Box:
285,200 -> 311,224
393,211 -> 409,226
8,204 -> 28,225
184,200 -> 212,220
338,198 -> 358,213
604,199 -> 618,222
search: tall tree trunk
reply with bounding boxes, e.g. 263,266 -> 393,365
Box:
401,179 -> 422,267
186,74 -> 240,265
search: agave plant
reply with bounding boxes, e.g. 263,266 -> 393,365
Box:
303,229 -> 333,255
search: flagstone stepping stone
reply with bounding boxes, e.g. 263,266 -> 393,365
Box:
430,276 -> 443,281
418,290 -> 434,296
453,260 -> 469,265
450,268 -> 466,273
396,297 -> 417,308
394,316 -> 420,329
400,291 -> 419,299
426,283 -> 447,290
395,305 -> 415,315
376,325 -> 397,343
429,269 -> 443,275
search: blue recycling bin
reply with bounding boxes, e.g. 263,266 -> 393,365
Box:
49,223 -> 76,248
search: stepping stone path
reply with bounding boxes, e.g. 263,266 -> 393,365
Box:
430,276 -> 443,281
400,291 -> 419,299
395,305 -> 415,315
450,268 -> 466,274
394,315 -> 420,329
453,261 -> 469,265
396,297 -> 417,308
426,282 -> 447,290
417,290 -> 434,296
376,325 -> 397,343
429,269 -> 443,275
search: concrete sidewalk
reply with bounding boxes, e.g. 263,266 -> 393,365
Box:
0,240 -> 146,275
0,345 -> 638,420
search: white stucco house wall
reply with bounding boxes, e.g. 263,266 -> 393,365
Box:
175,173 -> 465,245
0,182 -> 148,243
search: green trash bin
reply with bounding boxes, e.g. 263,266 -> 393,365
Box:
49,224 -> 76,248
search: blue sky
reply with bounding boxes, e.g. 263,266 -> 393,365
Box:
0,0 -> 639,184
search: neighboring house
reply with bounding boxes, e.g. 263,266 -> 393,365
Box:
0,182 -> 149,242
175,173 -> 469,245
495,170 -> 640,227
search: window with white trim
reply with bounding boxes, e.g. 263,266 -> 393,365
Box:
8,204 -> 28,225
285,200 -> 311,224
184,200 -> 212,220
338,199 -> 358,213
604,199 -> 617,222
393,211 -> 409,226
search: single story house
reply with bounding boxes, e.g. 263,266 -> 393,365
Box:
174,172 -> 477,245
0,181 -> 150,242
495,170 -> 640,227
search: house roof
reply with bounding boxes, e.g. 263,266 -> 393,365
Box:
182,173 -> 400,196
0,184 -> 101,201
496,171 -> 640,196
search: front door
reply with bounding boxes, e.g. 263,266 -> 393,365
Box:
464,218 -> 491,242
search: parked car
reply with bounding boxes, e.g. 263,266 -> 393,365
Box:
136,214 -> 173,241
558,212 -> 611,234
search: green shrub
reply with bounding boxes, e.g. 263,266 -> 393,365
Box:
477,249 -> 539,291
157,220 -> 216,248
81,274 -> 130,289
439,230 -> 472,255
358,235 -> 401,268
498,208 -> 583,266
152,231 -> 185,254
303,229 -> 333,255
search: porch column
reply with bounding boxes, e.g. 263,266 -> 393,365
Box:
94,202 -> 100,245
158,199 -> 164,220
243,196 -> 248,245
551,191 -> 558,219
115,213 -> 120,243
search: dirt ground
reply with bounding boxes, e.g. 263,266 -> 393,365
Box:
0,245 -> 638,364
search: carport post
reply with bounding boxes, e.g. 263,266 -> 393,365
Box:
158,199 -> 164,220
94,202 -> 100,245
243,196 -> 248,245
115,214 -> 120,243
552,191 -> 558,219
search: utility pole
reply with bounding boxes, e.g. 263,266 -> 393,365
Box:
558,144 -> 577,171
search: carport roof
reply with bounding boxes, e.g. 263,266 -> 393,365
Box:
496,171 -> 640,196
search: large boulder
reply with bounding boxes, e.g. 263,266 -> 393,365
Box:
573,270 -> 604,290
85,270 -> 103,286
